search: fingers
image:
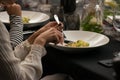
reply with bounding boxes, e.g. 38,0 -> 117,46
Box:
36,21 -> 64,35
45,21 -> 64,32
42,27 -> 63,44
55,23 -> 64,32
5,3 -> 21,16
32,21 -> 64,45
43,22 -> 64,44
48,21 -> 58,27
34,27 -> 63,46
55,30 -> 64,44
49,28 -> 63,44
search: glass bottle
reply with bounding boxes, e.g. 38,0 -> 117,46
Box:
60,0 -> 80,30
104,0 -> 118,19
80,0 -> 104,33
60,0 -> 76,14
50,4 -> 64,22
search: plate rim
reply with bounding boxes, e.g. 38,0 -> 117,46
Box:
49,30 -> 110,50
0,10 -> 50,24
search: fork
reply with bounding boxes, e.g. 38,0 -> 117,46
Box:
54,14 -> 60,24
53,14 -> 67,38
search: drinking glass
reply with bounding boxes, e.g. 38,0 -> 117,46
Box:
112,0 -> 120,32
36,0 -> 52,16
104,0 -> 120,41
112,0 -> 120,41
60,0 -> 76,14
60,0 -> 80,30
64,13 -> 80,30
22,0 -> 40,11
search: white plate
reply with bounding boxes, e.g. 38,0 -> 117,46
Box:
49,30 -> 110,52
106,15 -> 120,23
0,10 -> 50,27
108,15 -> 120,20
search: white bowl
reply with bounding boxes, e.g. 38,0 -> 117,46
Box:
49,30 -> 110,53
0,10 -> 50,28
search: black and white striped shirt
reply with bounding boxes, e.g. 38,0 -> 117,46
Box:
9,15 -> 23,48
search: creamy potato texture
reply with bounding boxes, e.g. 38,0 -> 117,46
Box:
22,17 -> 30,23
65,40 -> 89,48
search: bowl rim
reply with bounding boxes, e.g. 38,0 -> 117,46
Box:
49,30 -> 110,49
0,10 -> 50,25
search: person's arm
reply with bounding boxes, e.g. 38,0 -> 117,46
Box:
9,15 -> 23,48
13,21 -> 56,61
20,44 -> 46,80
6,3 -> 23,48
0,21 -> 46,80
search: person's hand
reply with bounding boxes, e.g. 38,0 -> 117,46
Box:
38,21 -> 63,33
33,27 -> 64,46
5,3 -> 22,16
27,21 -> 64,44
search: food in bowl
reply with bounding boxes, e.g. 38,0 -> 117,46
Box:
22,17 -> 30,23
65,40 -> 89,48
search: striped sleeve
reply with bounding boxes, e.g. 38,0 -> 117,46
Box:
9,15 -> 23,48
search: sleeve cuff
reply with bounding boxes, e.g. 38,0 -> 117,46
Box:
31,44 -> 47,57
9,15 -> 23,26
22,40 -> 31,48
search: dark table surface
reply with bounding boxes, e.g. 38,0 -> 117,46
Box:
40,36 -> 120,80
18,1 -> 120,79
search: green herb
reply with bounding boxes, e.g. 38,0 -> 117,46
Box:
81,14 -> 103,33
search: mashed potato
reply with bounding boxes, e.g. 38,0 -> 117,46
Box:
22,17 -> 30,23
65,40 -> 89,48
